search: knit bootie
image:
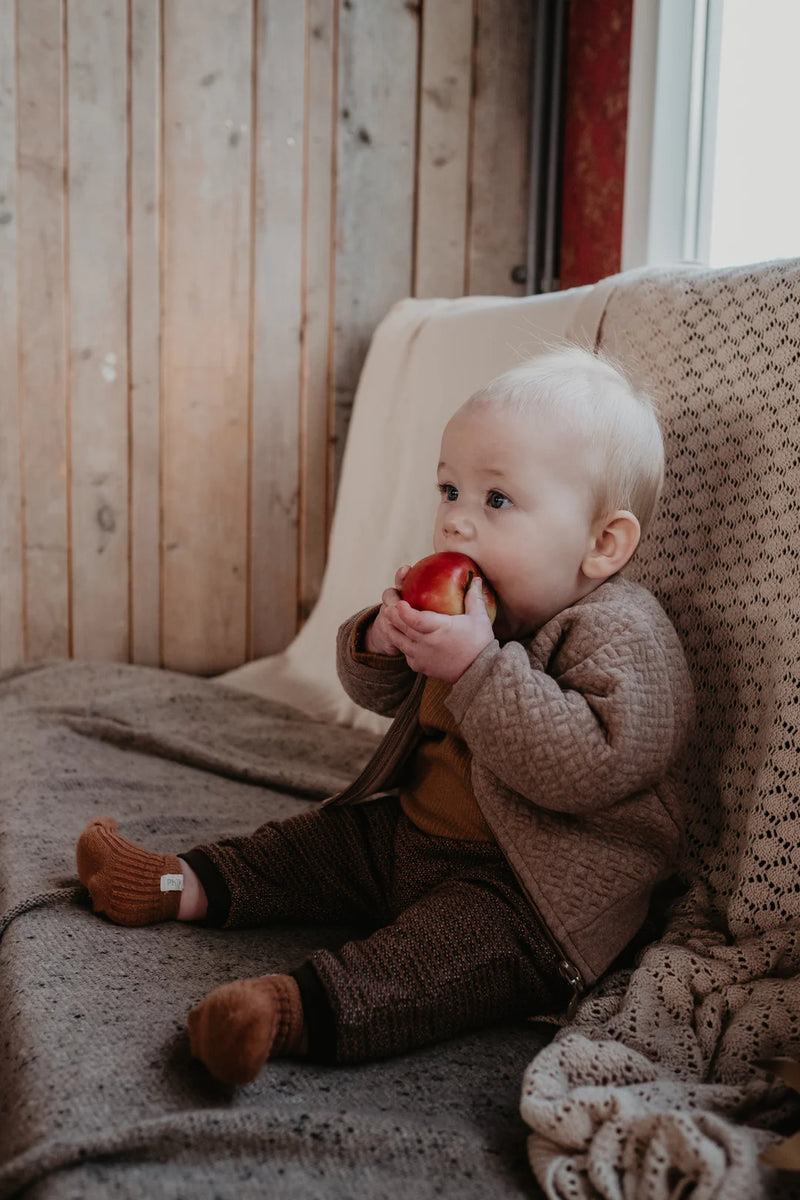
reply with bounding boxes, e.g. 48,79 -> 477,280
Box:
76,815 -> 184,925
188,973 -> 309,1085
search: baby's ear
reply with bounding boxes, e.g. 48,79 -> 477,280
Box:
581,510 -> 641,580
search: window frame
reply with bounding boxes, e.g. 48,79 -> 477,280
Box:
621,0 -> 722,271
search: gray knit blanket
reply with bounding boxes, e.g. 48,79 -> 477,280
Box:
0,660 -> 549,1199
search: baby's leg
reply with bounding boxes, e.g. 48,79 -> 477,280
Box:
181,800 -> 399,929
301,874 -> 568,1064
76,816 -> 204,925
188,872 -> 568,1083
182,800 -> 409,1083
76,799 -> 397,929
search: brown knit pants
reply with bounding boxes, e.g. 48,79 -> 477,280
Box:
184,796 -> 568,1064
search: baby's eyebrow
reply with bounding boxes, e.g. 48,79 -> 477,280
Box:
437,460 -> 511,479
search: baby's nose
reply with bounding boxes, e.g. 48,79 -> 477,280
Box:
443,509 -> 475,538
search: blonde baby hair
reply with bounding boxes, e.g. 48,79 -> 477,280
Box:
464,346 -> 665,535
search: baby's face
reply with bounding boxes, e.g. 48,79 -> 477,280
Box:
433,403 -> 601,639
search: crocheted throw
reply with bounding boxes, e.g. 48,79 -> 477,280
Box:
520,261 -> 800,1200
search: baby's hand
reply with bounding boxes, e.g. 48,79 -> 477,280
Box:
363,565 -> 411,656
383,576 -> 495,683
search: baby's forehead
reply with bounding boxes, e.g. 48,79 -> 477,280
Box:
440,399 -> 601,486
443,396 -> 573,442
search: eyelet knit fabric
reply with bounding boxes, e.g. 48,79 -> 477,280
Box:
520,260 -> 800,1199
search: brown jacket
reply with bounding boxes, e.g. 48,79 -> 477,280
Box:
330,575 -> 695,996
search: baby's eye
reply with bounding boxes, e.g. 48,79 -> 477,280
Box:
487,490 -> 511,510
438,483 -> 459,502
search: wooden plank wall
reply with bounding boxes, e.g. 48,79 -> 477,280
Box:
0,0 -> 532,675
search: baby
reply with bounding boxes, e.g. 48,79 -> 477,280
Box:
77,346 -> 694,1083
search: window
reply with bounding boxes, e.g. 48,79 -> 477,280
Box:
622,0 -> 800,271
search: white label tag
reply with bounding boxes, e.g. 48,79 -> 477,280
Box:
160,873 -> 184,893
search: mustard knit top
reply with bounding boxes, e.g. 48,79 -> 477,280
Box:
400,677 -> 493,842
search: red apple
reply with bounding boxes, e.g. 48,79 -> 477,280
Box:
401,551 -> 497,624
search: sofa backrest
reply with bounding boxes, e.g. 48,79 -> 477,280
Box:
598,260 -> 800,937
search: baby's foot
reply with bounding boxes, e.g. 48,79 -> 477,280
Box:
76,815 -> 184,925
188,974 -> 308,1084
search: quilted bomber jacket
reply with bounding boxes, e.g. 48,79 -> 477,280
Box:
330,575 -> 695,1000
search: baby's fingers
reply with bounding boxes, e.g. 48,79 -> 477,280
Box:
389,601 -> 448,635
464,576 -> 488,617
394,564 -> 412,591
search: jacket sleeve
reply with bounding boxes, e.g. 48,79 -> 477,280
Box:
446,609 -> 694,815
336,607 -> 419,717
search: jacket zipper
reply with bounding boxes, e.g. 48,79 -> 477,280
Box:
324,674 -> 425,807
558,959 -> 584,1019
503,854 -> 585,1018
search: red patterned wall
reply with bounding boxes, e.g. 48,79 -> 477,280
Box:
559,0 -> 633,290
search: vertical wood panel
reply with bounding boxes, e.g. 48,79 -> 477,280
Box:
415,0 -> 473,298
68,0 -> 130,660
0,0 -> 23,667
298,0 -> 336,623
5,1 -> 536,671
333,0 -> 418,481
16,0 -> 70,659
468,0 -> 532,295
129,0 -> 162,665
161,0 -> 252,672
249,0 -> 307,658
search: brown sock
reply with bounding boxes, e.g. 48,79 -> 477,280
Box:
187,974 -> 309,1085
76,815 -> 184,926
